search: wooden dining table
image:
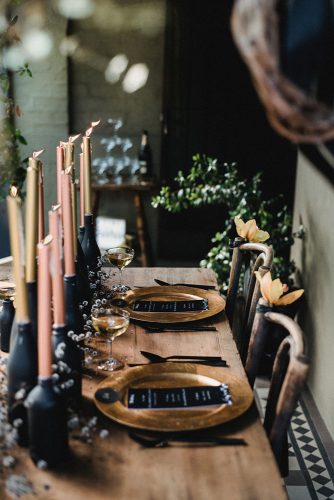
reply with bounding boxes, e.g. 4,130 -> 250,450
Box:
2,267 -> 287,500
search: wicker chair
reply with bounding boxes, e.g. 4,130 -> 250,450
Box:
225,237 -> 273,363
245,299 -> 310,476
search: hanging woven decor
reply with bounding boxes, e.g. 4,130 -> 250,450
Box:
231,0 -> 334,144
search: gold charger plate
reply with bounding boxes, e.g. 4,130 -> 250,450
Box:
123,285 -> 225,323
94,363 -> 253,432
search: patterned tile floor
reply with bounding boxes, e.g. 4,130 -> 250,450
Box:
256,384 -> 334,499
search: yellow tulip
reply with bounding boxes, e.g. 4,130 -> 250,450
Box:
234,216 -> 270,243
255,271 -> 304,306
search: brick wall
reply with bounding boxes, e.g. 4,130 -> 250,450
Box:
13,8 -> 69,220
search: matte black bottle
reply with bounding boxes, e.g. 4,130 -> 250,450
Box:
52,324 -> 82,408
0,299 -> 15,352
78,225 -> 85,245
7,321 -> 38,446
27,281 -> 38,347
138,129 -> 152,180
27,377 -> 69,467
9,316 -> 18,351
64,274 -> 84,335
81,214 -> 101,275
75,238 -> 91,309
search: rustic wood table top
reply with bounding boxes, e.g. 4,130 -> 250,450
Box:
1,267 -> 287,500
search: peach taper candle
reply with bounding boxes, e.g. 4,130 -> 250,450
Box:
37,235 -> 53,378
79,152 -> 84,227
49,206 -> 65,326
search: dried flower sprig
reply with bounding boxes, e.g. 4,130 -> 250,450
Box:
255,271 -> 304,306
234,215 -> 270,243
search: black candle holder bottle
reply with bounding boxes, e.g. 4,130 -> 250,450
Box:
7,320 -> 37,446
76,237 -> 91,309
0,299 -> 15,352
27,376 -> 69,467
52,324 -> 82,409
78,225 -> 85,245
27,281 -> 38,347
64,274 -> 84,335
81,214 -> 101,275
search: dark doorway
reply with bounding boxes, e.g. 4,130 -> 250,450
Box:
158,0 -> 297,262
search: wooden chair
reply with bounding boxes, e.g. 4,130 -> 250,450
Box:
245,299 -> 310,476
225,237 -> 273,362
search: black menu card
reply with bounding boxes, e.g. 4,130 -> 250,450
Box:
132,298 -> 209,313
127,384 -> 232,410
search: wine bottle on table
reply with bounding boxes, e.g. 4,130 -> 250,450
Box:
81,133 -> 101,276
138,129 -> 152,181
81,214 -> 101,275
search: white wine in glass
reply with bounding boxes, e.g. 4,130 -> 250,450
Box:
105,246 -> 134,292
0,283 -> 15,301
91,307 -> 129,371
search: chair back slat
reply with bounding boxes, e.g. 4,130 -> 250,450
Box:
247,309 -> 309,476
245,298 -> 271,387
225,238 -> 273,361
240,265 -> 270,363
243,250 -> 270,317
263,338 -> 291,435
225,238 -> 244,325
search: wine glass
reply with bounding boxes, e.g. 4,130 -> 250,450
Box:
0,282 -> 15,301
91,306 -> 129,371
105,246 -> 134,293
107,117 -> 124,133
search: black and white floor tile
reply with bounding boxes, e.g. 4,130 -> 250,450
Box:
255,386 -> 334,500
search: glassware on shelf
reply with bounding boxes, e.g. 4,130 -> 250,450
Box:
107,116 -> 124,132
91,306 -> 129,371
94,117 -> 139,185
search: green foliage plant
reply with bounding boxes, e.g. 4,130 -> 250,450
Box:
152,154 -> 303,292
0,14 -> 31,199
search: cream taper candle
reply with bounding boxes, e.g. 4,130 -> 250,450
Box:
61,170 -> 75,276
25,161 -> 38,282
7,190 -> 29,322
57,145 -> 64,206
79,153 -> 85,226
38,161 -> 45,242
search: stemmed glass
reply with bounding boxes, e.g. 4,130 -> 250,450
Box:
105,246 -> 134,293
107,117 -> 123,133
91,306 -> 129,371
0,283 -> 15,300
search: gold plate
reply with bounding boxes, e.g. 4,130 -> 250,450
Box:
123,286 -> 225,323
94,363 -> 253,432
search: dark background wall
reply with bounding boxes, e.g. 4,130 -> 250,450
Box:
158,0 -> 297,262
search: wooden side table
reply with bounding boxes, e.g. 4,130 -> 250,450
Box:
91,180 -> 159,266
